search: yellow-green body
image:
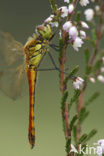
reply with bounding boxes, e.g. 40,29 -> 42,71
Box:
24,24 -> 53,69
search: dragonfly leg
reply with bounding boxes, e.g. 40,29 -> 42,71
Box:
48,52 -> 58,69
50,44 -> 59,48
49,44 -> 59,52
36,52 -> 71,77
37,53 -> 76,80
37,68 -> 57,71
48,52 -> 70,75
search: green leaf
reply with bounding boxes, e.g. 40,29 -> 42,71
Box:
69,90 -> 81,109
85,92 -> 100,106
50,0 -> 57,12
59,38 -> 63,59
66,138 -> 71,154
92,29 -> 97,41
85,65 -> 92,75
69,65 -> 79,76
77,134 -> 88,145
84,48 -> 90,64
61,91 -> 68,111
77,129 -> 97,144
79,111 -> 89,124
91,29 -> 97,46
85,129 -> 97,142
93,59 -> 102,73
79,107 -> 86,123
78,107 -> 89,124
69,115 -> 78,131
76,11 -> 81,23
63,66 -> 79,86
63,75 -> 70,86
62,116 -> 66,134
73,126 -> 77,143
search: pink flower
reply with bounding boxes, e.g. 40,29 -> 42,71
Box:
69,26 -> 78,39
89,77 -> 96,83
97,140 -> 104,156
84,8 -> 94,21
63,21 -> 72,32
73,77 -> 84,90
51,22 -> 59,27
100,67 -> 104,73
73,37 -> 84,51
44,15 -> 54,23
95,5 -> 100,12
80,30 -> 86,39
80,0 -> 89,6
59,6 -> 68,18
102,57 -> 104,63
64,0 -> 69,3
81,21 -> 89,29
97,75 -> 104,83
68,4 -> 74,14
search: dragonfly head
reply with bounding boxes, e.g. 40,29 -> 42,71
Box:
36,24 -> 53,40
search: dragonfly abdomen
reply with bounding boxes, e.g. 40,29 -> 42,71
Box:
27,68 -> 37,148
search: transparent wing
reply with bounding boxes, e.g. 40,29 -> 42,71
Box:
0,31 -> 27,100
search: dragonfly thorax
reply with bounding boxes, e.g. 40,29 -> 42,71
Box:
24,24 -> 53,70
24,36 -> 50,70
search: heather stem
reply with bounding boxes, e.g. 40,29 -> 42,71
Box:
76,0 -> 104,145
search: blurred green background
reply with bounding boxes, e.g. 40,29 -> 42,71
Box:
0,0 -> 104,156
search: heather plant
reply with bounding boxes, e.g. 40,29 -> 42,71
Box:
44,0 -> 104,155
0,0 -> 104,155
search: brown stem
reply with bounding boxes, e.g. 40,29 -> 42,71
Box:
59,19 -> 72,156
77,86 -> 85,140
60,34 -> 73,156
60,40 -> 69,137
76,0 -> 104,144
59,1 -> 79,156
55,0 -> 82,155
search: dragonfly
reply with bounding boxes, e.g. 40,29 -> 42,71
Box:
0,24 -> 63,149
